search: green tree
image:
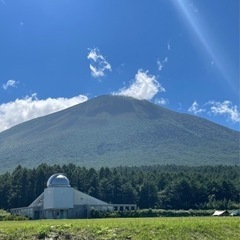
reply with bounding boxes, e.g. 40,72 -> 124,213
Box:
0,173 -> 10,209
138,181 -> 158,209
86,168 -> 99,198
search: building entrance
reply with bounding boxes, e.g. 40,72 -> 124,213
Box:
52,210 -> 67,219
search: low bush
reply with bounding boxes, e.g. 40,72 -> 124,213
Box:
90,208 -> 214,218
0,209 -> 28,221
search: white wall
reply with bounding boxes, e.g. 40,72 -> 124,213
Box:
44,187 -> 73,209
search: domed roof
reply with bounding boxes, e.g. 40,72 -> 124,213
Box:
47,173 -> 70,187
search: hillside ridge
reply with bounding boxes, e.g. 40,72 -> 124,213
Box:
0,95 -> 239,173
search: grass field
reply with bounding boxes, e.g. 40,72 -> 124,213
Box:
0,217 -> 239,240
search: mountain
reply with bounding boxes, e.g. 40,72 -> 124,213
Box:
0,95 -> 239,173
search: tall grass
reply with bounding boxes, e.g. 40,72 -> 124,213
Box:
0,217 -> 239,239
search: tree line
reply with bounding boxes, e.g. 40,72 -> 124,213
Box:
0,164 -> 239,210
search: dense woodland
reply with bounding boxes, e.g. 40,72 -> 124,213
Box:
0,164 -> 239,211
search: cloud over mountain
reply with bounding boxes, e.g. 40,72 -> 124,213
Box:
188,101 -> 206,115
188,100 -> 240,123
114,70 -> 165,100
0,94 -> 88,132
208,100 -> 240,123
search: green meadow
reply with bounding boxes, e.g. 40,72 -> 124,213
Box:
0,217 -> 239,240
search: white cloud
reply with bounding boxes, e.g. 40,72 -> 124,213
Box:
0,94 -> 88,132
188,100 -> 240,124
155,98 -> 169,105
167,42 -> 171,51
3,79 -> 19,90
113,69 -> 165,100
188,101 -> 206,114
87,48 -> 111,78
208,100 -> 240,123
89,64 -> 104,78
157,57 -> 168,71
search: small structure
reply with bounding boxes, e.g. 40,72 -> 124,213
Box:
11,173 -> 136,219
230,209 -> 240,216
212,210 -> 230,216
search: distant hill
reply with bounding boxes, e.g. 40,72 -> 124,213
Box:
0,95 -> 239,173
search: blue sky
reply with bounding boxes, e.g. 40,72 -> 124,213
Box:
0,0 -> 239,132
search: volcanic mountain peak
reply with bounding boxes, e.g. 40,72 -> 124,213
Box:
0,95 -> 239,173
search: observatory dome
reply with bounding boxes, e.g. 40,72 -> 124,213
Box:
47,173 -> 70,187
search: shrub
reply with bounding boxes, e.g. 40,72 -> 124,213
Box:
89,209 -> 214,219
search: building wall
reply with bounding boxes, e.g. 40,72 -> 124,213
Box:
11,206 -> 40,219
44,209 -> 69,219
11,186 -> 136,219
44,187 -> 74,209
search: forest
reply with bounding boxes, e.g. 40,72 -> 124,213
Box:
0,164 -> 239,211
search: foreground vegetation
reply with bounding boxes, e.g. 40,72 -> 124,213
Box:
1,164 -> 239,211
0,217 -> 239,240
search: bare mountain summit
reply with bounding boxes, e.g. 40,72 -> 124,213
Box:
0,95 -> 239,173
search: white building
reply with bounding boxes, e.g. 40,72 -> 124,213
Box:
11,173 -> 136,219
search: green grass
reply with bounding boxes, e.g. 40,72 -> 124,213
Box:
0,217 -> 239,239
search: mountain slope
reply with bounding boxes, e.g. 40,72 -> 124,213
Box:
0,95 -> 239,173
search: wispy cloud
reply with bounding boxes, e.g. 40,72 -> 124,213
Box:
2,80 -> 19,90
87,48 -> 112,78
188,100 -> 240,123
167,42 -> 171,51
157,57 -> 168,71
189,2 -> 198,13
0,94 -> 88,132
208,100 -> 240,123
157,42 -> 170,71
155,98 -> 169,105
188,101 -> 206,115
113,69 -> 165,100
1,0 -> 6,5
